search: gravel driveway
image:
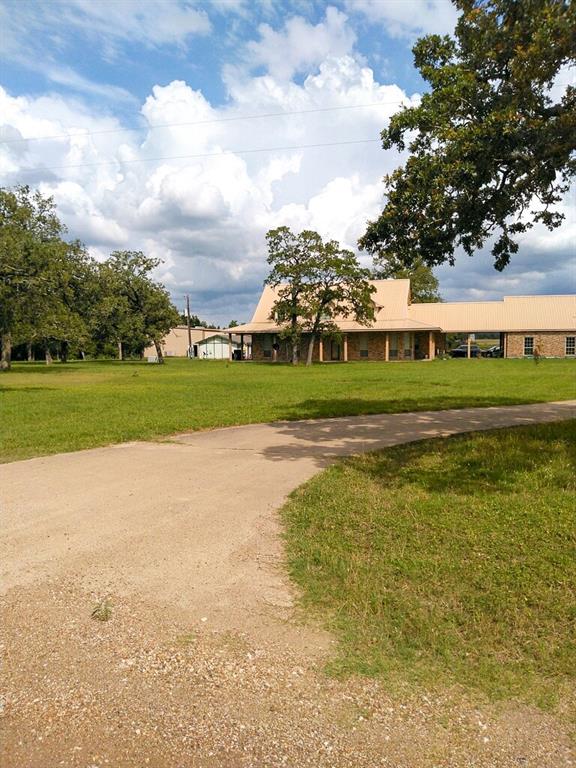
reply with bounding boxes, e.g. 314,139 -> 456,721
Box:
1,401 -> 575,767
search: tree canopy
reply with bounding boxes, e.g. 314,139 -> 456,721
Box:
360,0 -> 576,271
0,186 -> 180,369
265,226 -> 375,365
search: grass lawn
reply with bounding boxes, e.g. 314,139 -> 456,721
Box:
0,357 -> 574,463
282,421 -> 576,710
0,359 -> 576,461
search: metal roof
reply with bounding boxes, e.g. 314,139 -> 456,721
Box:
226,281 -> 576,335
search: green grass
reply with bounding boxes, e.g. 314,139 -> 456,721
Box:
282,421 -> 576,709
0,357 -> 574,463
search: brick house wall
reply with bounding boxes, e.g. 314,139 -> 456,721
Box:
252,331 -> 447,361
505,332 -> 576,358
251,335 -> 267,361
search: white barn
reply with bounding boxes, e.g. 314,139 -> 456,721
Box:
197,334 -> 241,360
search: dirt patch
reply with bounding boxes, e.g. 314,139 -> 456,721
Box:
2,580 -> 573,768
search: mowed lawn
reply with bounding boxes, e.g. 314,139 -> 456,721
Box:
282,421 -> 576,710
0,357 -> 574,462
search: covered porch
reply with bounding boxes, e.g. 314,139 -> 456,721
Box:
246,330 -> 445,362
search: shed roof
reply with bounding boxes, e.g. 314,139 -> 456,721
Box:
197,333 -> 240,344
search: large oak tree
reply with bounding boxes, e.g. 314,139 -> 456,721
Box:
360,0 -> 576,271
265,226 -> 374,365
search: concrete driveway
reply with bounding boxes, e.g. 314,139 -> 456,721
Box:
2,400 -> 575,638
1,401 -> 574,768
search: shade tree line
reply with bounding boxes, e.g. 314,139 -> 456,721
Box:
0,186 -> 180,370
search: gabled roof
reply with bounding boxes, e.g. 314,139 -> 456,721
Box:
229,280 -> 440,333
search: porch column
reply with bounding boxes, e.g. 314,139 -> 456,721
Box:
428,331 -> 436,360
384,332 -> 389,362
272,336 -> 278,362
319,337 -> 323,362
467,334 -> 472,359
343,334 -> 348,362
228,334 -> 233,361
240,333 -> 244,360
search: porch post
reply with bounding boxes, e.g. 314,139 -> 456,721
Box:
228,334 -> 233,361
272,336 -> 278,362
385,332 -> 389,362
319,337 -> 323,362
240,333 -> 244,360
343,334 -> 348,362
467,334 -> 472,359
428,331 -> 436,360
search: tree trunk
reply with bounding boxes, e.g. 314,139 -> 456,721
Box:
60,340 -> 69,363
27,342 -> 33,362
291,340 -> 299,365
1,332 -> 12,371
306,312 -> 324,366
45,346 -> 53,365
118,341 -> 123,360
290,313 -> 299,365
154,339 -> 164,364
306,333 -> 316,366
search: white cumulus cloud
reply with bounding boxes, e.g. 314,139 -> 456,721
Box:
345,0 -> 460,39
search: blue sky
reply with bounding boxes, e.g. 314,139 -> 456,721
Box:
0,0 -> 574,324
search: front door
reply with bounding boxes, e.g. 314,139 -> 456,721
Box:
330,341 -> 341,361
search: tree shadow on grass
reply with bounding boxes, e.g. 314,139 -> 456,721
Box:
259,397 -> 575,473
346,420 -> 576,498
278,395 -> 545,420
0,386 -> 57,393
6,360 -> 149,375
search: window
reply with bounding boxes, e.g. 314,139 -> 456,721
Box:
262,334 -> 272,358
566,336 -> 576,356
403,332 -> 412,360
389,332 -> 398,360
359,334 -> 369,358
524,337 -> 534,356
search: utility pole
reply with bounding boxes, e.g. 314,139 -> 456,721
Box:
186,294 -> 192,357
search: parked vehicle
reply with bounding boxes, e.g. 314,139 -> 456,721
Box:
450,344 -> 483,358
483,345 -> 502,358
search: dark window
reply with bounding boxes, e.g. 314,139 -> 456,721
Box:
524,337 -> 534,356
566,337 -> 575,356
359,335 -> 369,358
262,334 -> 272,358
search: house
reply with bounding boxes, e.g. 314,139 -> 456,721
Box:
225,280 -> 576,361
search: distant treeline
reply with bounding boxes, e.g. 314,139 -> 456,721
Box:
1,186 -> 180,369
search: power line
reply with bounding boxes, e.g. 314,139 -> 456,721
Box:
1,81 -> 573,147
0,99 -> 408,145
13,137 -> 382,174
